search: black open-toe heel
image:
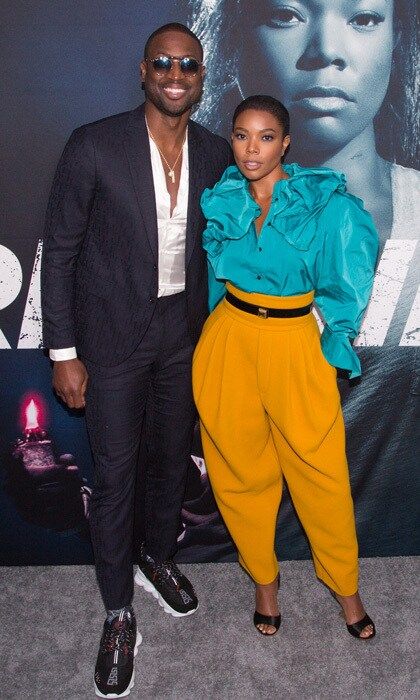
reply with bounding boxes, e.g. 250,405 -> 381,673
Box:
346,613 -> 376,640
254,574 -> 281,636
328,587 -> 376,640
253,611 -> 281,636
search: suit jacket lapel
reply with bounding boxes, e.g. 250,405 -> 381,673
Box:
124,104 -> 158,260
186,121 -> 205,268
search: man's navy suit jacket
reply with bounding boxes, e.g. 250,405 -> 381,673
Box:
41,103 -> 232,366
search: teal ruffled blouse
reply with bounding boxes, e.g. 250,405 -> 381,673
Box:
200,163 -> 379,379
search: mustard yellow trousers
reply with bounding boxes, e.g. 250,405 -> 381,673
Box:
192,284 -> 358,596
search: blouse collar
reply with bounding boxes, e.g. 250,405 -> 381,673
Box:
201,163 -> 348,251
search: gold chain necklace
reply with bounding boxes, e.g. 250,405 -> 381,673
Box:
146,120 -> 186,184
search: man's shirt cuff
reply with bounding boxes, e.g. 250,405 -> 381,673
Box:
49,347 -> 77,361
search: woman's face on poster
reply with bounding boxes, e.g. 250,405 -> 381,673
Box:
240,0 -> 395,151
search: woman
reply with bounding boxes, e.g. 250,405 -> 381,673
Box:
193,95 -> 379,637
190,0 -> 418,172
188,0 -> 419,562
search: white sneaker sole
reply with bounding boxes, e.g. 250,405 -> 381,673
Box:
134,566 -> 198,618
94,631 -> 142,698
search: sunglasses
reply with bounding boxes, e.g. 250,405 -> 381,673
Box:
146,55 -> 202,76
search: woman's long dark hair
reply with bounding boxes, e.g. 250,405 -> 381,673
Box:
187,0 -> 419,168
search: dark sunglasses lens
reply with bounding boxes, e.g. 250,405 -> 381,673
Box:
180,58 -> 200,74
152,57 -> 172,73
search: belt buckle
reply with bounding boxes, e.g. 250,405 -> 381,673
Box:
257,307 -> 268,319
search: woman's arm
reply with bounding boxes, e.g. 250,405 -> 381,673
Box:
315,192 -> 379,379
207,260 -> 226,312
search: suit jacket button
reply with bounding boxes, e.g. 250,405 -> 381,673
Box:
149,296 -> 154,303
153,265 -> 157,271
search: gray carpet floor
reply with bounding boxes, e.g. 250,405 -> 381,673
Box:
1,557 -> 419,699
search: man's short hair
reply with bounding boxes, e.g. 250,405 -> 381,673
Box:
144,23 -> 203,60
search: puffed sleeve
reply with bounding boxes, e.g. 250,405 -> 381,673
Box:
201,167 -> 254,312
315,192 -> 379,379
201,188 -> 228,311
207,260 -> 226,311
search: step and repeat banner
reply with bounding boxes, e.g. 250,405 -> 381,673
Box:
1,1 -> 418,565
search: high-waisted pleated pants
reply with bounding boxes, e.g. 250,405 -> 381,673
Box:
192,284 -> 358,596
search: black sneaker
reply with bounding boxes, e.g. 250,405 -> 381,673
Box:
135,544 -> 198,617
94,608 -> 142,698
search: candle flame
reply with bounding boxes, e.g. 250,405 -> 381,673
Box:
19,392 -> 47,433
25,399 -> 39,431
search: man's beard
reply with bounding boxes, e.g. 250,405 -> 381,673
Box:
144,84 -> 203,118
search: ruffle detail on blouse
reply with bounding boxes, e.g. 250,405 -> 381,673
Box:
200,163 -> 347,254
320,326 -> 361,379
200,166 -> 259,262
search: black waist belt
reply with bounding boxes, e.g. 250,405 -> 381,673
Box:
225,291 -> 312,319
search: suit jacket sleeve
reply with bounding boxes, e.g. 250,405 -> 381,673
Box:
41,127 -> 96,349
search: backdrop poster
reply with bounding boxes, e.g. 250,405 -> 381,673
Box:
1,1 -> 419,565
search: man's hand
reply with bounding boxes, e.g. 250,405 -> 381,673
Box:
52,358 -> 88,409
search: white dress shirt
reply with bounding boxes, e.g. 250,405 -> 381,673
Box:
50,132 -> 189,361
152,131 -> 188,297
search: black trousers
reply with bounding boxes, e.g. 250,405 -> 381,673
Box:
84,292 -> 196,610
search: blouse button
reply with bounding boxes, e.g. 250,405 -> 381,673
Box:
256,275 -> 261,280
258,247 -> 262,252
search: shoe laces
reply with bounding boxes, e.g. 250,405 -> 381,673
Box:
102,613 -> 133,655
153,560 -> 184,589
140,544 -> 190,592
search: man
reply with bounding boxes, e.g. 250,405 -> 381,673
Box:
41,23 -> 231,698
